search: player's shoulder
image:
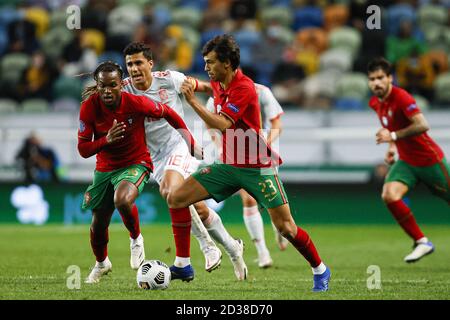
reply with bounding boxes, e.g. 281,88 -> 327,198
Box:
80,93 -> 98,111
391,86 -> 414,101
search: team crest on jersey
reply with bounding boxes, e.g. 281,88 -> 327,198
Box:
216,104 -> 222,113
382,116 -> 388,126
200,167 -> 211,175
158,89 -> 168,102
388,109 -> 393,117
128,117 -> 133,125
79,120 -> 85,133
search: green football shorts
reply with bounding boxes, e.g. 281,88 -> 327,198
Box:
192,163 -> 288,209
385,158 -> 450,202
82,164 -> 151,210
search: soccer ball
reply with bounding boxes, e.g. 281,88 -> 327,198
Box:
136,260 -> 171,290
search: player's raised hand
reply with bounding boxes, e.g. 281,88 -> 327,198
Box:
376,128 -> 392,144
106,119 -> 126,144
180,79 -> 196,104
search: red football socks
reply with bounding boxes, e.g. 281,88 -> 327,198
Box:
119,204 -> 141,239
169,207 -> 192,258
387,199 -> 424,241
90,227 -> 108,263
289,226 -> 322,268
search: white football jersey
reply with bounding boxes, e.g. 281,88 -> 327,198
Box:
122,70 -> 189,157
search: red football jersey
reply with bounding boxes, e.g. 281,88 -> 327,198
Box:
78,92 -> 167,172
369,86 -> 444,166
210,69 -> 281,168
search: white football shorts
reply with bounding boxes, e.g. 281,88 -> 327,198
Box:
151,141 -> 201,185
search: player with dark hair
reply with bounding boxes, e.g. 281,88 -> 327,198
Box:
368,57 -> 450,262
169,34 -> 331,292
206,83 -> 288,269
122,42 -> 248,281
78,61 -> 200,283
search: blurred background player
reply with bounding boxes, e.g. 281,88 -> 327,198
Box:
78,61 -> 199,283
206,83 -> 289,269
15,132 -> 60,184
368,57 -> 450,263
122,42 -> 247,279
170,34 -> 331,291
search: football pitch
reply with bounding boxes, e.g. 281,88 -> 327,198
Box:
0,223 -> 449,300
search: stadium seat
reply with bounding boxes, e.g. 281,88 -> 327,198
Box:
296,27 -> 328,54
21,99 -> 50,113
323,4 -> 349,31
335,72 -> 369,101
328,27 -> 362,59
40,27 -> 74,60
178,0 -> 209,10
434,72 -> 450,104
0,99 -> 19,113
107,5 -> 142,37
387,3 -> 416,35
181,26 -> 200,51
118,0 -> 154,8
24,7 -> 49,38
334,97 -> 365,111
49,9 -> 69,29
292,6 -> 323,31
98,51 -> 126,72
170,7 -> 202,29
261,6 -> 293,28
302,70 -> 341,100
81,29 -> 106,56
418,4 -> 448,30
52,98 -> 79,113
319,48 -> 353,73
412,94 -> 430,111
0,53 -> 31,85
52,76 -> 83,101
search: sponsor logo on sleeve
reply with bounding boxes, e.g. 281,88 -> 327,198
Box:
226,103 -> 240,113
79,120 -> 85,133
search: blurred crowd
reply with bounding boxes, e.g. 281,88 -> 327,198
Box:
0,0 -> 450,113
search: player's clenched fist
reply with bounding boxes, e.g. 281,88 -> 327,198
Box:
106,119 -> 126,144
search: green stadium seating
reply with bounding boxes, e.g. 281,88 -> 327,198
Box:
335,72 -> 369,100
0,99 -> 18,113
107,5 -> 142,36
434,72 -> 450,104
0,53 -> 31,85
170,7 -> 202,29
328,26 -> 362,59
261,6 -> 293,28
40,27 -> 73,60
21,99 -> 50,113
52,76 -> 83,101
418,4 -> 448,30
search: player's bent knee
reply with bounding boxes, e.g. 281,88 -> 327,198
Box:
167,191 -> 186,209
381,191 -> 401,204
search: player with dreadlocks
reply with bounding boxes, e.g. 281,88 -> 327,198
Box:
78,61 -> 201,283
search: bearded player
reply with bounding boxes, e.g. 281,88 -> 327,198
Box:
368,57 -> 450,263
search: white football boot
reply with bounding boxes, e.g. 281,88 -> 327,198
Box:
130,234 -> 145,270
229,239 -> 248,280
85,257 -> 112,284
203,245 -> 222,272
257,250 -> 273,269
404,238 -> 435,263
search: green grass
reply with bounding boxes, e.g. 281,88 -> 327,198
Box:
0,224 -> 449,300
